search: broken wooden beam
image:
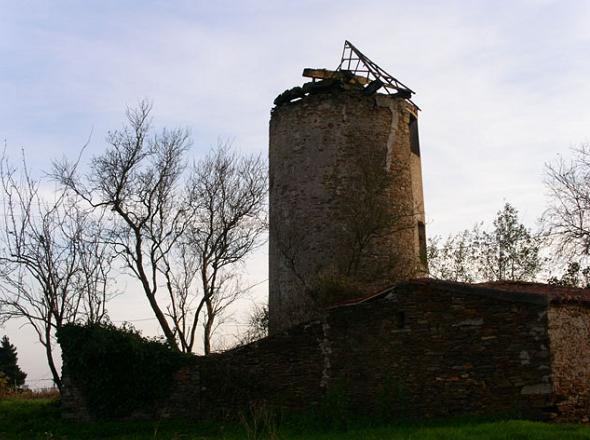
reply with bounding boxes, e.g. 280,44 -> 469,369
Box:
302,68 -> 371,86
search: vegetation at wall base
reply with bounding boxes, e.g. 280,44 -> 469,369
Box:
57,323 -> 194,419
3,398 -> 590,439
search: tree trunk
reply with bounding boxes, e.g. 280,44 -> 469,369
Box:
129,226 -> 179,351
44,326 -> 62,392
203,300 -> 214,355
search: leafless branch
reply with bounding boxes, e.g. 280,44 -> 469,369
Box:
0,150 -> 116,389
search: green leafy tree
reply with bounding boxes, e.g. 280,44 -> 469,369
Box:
0,336 -> 27,389
476,203 -> 542,281
547,261 -> 590,288
237,304 -> 269,346
429,203 -> 542,282
427,228 -> 479,283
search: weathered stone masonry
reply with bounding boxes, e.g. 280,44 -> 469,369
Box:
269,90 -> 426,334
182,280 -> 590,420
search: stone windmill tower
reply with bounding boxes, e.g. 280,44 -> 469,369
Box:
268,41 -> 426,334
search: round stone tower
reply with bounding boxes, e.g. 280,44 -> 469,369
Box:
268,42 -> 426,334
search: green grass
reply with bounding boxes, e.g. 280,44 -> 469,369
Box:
0,399 -> 224,440
2,398 -> 590,439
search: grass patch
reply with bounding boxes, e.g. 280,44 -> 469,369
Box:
0,398 -> 225,440
2,398 -> 590,439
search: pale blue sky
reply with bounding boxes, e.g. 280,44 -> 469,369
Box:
2,0 -> 590,386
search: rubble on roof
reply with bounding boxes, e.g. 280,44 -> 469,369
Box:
273,40 -> 416,107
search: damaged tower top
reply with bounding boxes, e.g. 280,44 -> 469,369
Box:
274,40 -> 416,107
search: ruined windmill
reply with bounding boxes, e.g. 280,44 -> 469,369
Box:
268,41 -> 427,334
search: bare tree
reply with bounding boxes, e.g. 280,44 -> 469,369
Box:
55,103 -> 267,354
180,145 -> 267,354
427,228 -> 478,283
336,151 -> 401,278
279,147 -> 418,309
543,145 -> 590,258
54,101 -> 191,349
0,152 -> 115,389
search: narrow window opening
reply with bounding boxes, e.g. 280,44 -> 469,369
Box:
409,115 -> 420,156
396,311 -> 406,329
418,221 -> 427,265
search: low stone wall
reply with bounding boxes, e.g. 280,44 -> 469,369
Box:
159,280 -> 558,421
60,365 -> 91,421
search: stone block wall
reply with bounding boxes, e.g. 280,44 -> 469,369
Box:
160,280 -> 557,420
65,280 -> 585,421
549,303 -> 590,421
60,366 -> 91,421
325,281 -> 553,418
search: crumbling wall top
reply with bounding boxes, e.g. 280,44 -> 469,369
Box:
273,40 -> 418,108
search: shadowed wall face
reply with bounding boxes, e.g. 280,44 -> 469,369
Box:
268,90 -> 426,334
159,282 -> 557,421
64,281 -> 590,422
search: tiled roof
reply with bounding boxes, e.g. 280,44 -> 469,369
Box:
330,278 -> 590,308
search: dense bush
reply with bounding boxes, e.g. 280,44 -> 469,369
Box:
58,323 -> 194,418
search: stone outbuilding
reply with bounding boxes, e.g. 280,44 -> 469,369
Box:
62,279 -> 590,421
60,279 -> 582,421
